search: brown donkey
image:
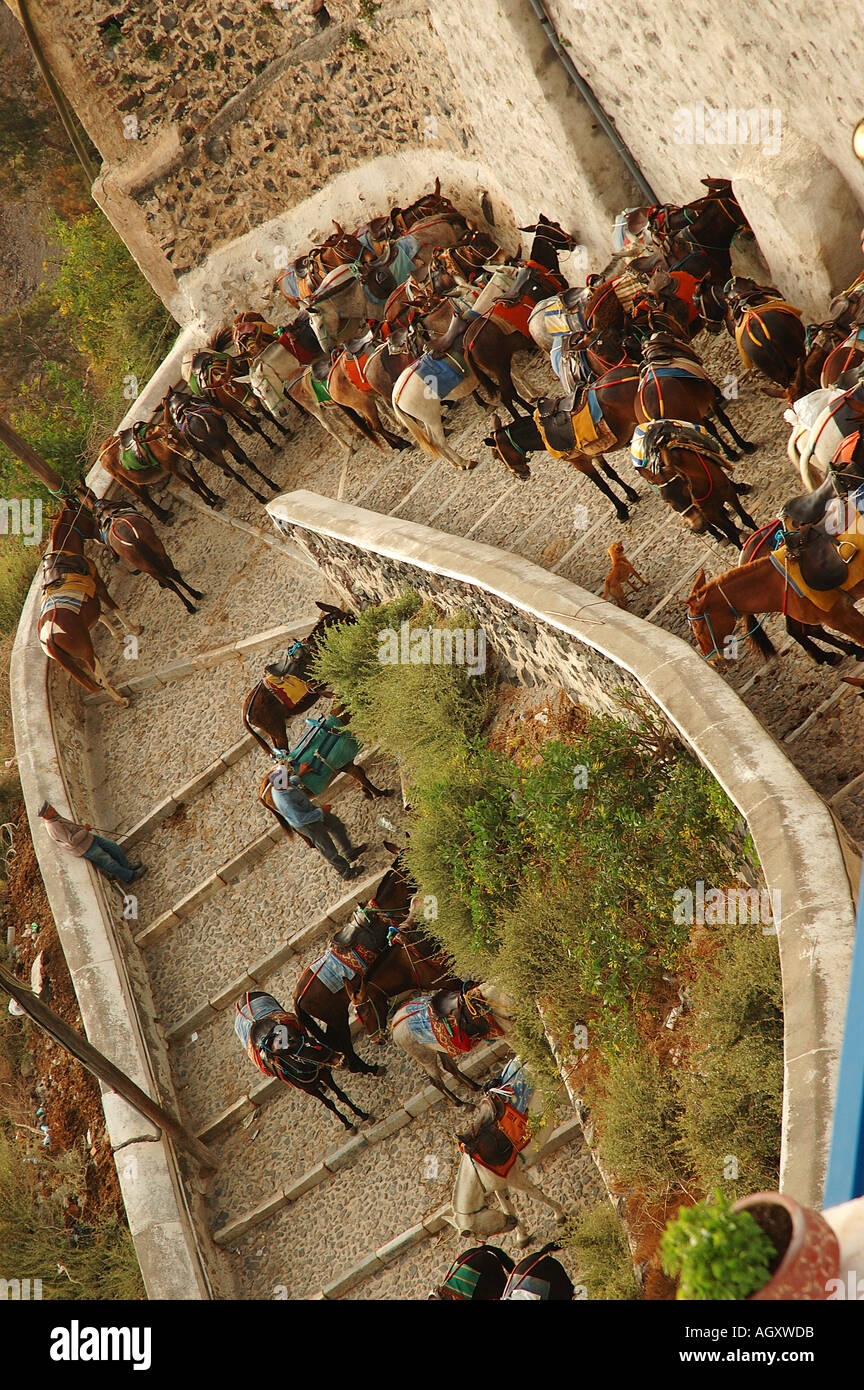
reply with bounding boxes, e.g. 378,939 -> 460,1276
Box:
76,486 -> 204,615
37,501 -> 140,704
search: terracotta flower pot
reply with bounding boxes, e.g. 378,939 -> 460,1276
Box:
732,1191 -> 840,1300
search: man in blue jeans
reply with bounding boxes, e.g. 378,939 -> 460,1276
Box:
37,802 -> 147,886
266,763 -> 367,880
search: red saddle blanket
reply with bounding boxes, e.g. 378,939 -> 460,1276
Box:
491,296 -> 534,337
429,1008 -> 503,1058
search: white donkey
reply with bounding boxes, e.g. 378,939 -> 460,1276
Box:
448,1057 -> 569,1248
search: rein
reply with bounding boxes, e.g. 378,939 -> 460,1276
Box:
686,581 -> 766,659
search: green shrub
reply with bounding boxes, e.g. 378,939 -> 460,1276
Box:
661,1191 -> 776,1300
676,924 -> 783,1195
588,1052 -> 685,1195
565,1202 -> 641,1300
0,1133 -> 144,1300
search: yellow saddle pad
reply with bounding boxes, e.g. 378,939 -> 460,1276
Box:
771,514 -> 864,612
39,572 -> 97,619
264,672 -> 312,707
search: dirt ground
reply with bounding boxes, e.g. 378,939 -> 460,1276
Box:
1,803 -> 124,1223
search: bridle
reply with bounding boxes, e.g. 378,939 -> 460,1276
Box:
686,581 -> 766,660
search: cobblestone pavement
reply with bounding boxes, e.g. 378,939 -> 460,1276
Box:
59,322 -> 864,1299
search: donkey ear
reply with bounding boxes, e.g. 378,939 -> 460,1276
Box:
692,567 -> 707,592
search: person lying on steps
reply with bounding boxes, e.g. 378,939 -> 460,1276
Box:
265,763 -> 368,880
37,801 -> 146,885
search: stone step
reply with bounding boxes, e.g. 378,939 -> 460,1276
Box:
210,1039 -> 511,1245
83,618 -> 318,705
314,1116 -> 583,1299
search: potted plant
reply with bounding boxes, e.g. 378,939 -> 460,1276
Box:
661,1191 -> 777,1300
732,1191 -> 840,1301
661,1190 -> 840,1300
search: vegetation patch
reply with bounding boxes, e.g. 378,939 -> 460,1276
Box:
313,591 -> 784,1292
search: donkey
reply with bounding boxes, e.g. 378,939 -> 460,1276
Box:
37,500 -> 140,703
235,991 -> 373,1134
76,486 -> 204,615
163,390 -> 281,503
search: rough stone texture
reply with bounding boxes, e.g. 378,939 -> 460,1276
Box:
9,0 -> 863,318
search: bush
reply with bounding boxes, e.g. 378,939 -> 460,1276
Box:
588,1052 -> 686,1195
676,924 -> 783,1195
0,1133 -> 144,1300
565,1202 -> 641,1300
661,1191 -> 776,1300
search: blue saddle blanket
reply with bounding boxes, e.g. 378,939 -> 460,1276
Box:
414,353 -> 466,400
234,992 -> 282,1050
393,996 -> 437,1046
493,1057 -> 533,1114
309,951 -> 359,995
585,386 -> 603,425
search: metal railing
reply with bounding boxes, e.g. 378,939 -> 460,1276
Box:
824,856 -> 864,1205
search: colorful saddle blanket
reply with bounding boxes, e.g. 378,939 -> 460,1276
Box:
234,994 -> 334,1087
118,421 -> 161,472
630,418 -> 710,470
535,386 -> 611,459
263,671 -> 313,708
309,940 -> 377,995
391,996 -> 439,1048
39,572 -> 97,619
412,351 -> 467,401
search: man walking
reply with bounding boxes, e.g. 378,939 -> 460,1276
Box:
266,764 -> 367,880
37,803 -> 146,886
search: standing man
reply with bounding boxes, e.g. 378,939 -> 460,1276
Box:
266,764 -> 367,880
37,802 -> 146,886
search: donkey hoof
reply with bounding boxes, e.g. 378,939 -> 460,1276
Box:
371,1064 -> 387,1077
347,1124 -> 359,1135
361,1113 -> 377,1124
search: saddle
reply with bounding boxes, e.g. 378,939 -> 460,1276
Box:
429,983 -> 500,1045
344,328 -> 376,357
41,550 -> 91,590
535,388 -> 616,458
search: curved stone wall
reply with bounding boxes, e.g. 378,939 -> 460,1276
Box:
267,488 -> 860,1209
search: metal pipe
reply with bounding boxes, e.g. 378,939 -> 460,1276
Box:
17,0 -> 98,185
525,0 -> 659,206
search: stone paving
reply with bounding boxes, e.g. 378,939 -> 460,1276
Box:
55,319 -> 864,1299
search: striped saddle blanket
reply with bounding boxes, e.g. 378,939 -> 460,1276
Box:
39,573 -> 97,619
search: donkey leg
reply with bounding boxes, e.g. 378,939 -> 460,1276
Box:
228,440 -> 280,491
495,1188 -> 532,1249
325,1075 -> 375,1123
343,760 -> 392,800
598,457 -> 641,504
786,621 -> 844,666
507,1164 -> 568,1223
582,460 -> 630,523
214,449 -> 269,504
311,1085 -> 360,1133
702,416 -> 740,462
712,398 -> 757,453
92,657 -> 130,707
178,463 -> 224,510
438,1051 -> 482,1094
